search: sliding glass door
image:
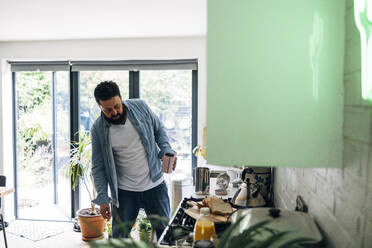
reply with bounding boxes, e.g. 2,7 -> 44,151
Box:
78,69 -> 193,208
14,71 -> 70,220
11,60 -> 197,219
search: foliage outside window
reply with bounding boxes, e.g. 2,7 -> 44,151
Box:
16,71 -> 53,187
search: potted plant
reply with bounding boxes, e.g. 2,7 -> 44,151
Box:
136,211 -> 153,243
67,128 -> 106,241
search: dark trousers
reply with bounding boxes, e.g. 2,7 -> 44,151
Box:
112,181 -> 170,239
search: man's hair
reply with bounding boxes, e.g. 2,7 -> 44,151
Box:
94,81 -> 122,104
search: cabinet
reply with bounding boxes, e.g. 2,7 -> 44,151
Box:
207,0 -> 345,167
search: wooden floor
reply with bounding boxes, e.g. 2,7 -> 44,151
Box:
0,221 -> 93,248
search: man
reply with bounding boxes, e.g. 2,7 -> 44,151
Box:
91,81 -> 177,239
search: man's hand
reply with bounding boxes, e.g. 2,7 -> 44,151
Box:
161,154 -> 177,173
100,204 -> 111,220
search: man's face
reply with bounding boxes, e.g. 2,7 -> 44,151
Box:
99,96 -> 123,121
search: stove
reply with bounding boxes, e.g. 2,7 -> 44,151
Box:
157,197 -> 232,247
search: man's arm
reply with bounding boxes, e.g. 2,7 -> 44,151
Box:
91,127 -> 111,206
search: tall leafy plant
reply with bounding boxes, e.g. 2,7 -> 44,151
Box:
67,128 -> 97,214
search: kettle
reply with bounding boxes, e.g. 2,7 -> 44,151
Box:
231,178 -> 266,207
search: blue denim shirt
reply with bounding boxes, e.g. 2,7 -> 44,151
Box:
91,99 -> 176,207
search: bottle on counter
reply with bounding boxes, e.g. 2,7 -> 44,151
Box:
193,207 -> 216,243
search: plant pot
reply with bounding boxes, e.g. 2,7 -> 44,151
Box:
77,208 -> 106,241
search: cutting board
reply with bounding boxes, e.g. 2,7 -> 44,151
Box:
184,201 -> 233,223
185,207 -> 231,223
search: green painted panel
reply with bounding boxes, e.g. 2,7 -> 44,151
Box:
207,0 -> 344,167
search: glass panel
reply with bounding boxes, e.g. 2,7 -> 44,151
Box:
15,71 -> 70,220
79,71 -> 129,208
55,71 -> 71,218
140,70 -> 192,176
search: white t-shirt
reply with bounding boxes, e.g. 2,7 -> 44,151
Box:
109,119 -> 163,191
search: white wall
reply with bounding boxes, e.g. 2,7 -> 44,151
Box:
0,36 -> 206,218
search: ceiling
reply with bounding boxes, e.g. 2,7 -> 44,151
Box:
0,0 -> 206,41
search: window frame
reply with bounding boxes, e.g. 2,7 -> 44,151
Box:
11,60 -> 198,219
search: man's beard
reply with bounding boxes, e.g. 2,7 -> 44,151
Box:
104,109 -> 127,125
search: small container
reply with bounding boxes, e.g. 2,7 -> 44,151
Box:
193,240 -> 215,248
193,207 -> 216,242
162,153 -> 175,173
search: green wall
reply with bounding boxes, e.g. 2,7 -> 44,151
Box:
207,0 -> 345,167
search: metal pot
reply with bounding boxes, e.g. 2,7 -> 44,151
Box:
194,167 -> 210,195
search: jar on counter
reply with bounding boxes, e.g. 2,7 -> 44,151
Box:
193,207 -> 216,242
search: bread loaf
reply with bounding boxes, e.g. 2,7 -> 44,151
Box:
202,196 -> 233,215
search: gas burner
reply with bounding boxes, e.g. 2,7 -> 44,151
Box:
158,197 -> 232,246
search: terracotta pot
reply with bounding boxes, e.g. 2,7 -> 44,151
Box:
77,208 -> 106,241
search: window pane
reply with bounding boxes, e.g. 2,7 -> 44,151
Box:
15,71 -> 70,220
79,71 -> 129,207
140,70 -> 192,176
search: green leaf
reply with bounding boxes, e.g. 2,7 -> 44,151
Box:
240,220 -> 271,237
277,237 -> 317,248
217,215 -> 246,248
217,218 -> 315,248
228,232 -> 253,247
254,231 -> 290,247
243,240 -> 262,248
